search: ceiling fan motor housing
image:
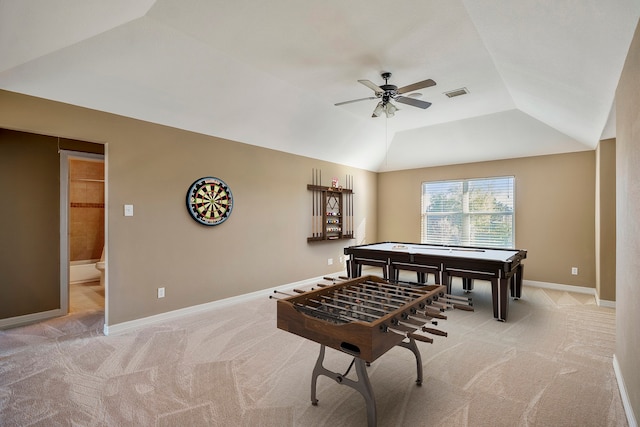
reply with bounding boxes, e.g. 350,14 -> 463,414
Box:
380,72 -> 397,101
380,85 -> 397,104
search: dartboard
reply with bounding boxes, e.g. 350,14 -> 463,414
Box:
186,177 -> 233,226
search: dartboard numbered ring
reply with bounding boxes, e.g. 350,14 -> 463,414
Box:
186,177 -> 233,226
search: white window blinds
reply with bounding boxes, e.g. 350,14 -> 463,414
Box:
421,176 -> 515,248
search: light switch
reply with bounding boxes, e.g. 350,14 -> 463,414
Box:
124,204 -> 134,217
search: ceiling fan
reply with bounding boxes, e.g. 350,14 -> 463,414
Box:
335,72 -> 436,118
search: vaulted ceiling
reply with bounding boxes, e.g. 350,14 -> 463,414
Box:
1,1 -> 638,171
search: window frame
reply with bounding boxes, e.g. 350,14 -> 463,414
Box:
420,176 -> 516,249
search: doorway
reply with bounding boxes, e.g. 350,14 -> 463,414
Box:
60,151 -> 105,315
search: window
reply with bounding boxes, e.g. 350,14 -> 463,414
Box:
421,176 -> 515,248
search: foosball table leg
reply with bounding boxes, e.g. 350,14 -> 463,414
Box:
310,345 -> 377,427
396,337 -> 423,386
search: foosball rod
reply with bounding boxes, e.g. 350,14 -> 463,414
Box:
431,300 -> 451,310
403,311 -> 439,325
384,324 -> 434,344
270,290 -> 296,299
319,279 -> 416,308
364,281 -> 431,298
325,290 -> 394,314
407,312 -> 439,325
388,279 -> 473,306
293,302 -> 350,324
398,314 -> 428,327
358,282 -> 446,313
417,307 -> 448,319
397,320 -> 448,338
436,298 -> 475,311
323,278 -> 450,313
309,294 -> 388,319
443,293 -> 473,303
342,277 -> 466,308
304,296 -> 381,322
336,287 -> 406,310
323,288 -> 447,325
334,286 -> 444,317
358,283 -> 418,304
296,300 -> 365,323
436,296 -> 472,305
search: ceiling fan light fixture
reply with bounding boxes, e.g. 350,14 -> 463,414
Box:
384,102 -> 397,117
340,72 -> 436,117
372,102 -> 384,117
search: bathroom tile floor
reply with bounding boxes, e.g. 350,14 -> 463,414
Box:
69,281 -> 104,313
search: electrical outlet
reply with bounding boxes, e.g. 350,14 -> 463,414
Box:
158,287 -> 165,298
571,267 -> 578,275
124,204 -> 134,217
339,256 -> 344,264
328,258 -> 333,266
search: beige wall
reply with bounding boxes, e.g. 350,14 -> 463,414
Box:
0,130 -> 106,323
615,17 -> 640,424
377,152 -> 596,287
0,129 -> 60,318
0,90 -> 378,326
595,139 -> 616,302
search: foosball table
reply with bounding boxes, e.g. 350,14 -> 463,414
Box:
273,275 -> 473,427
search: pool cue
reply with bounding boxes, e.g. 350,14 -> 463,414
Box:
318,169 -> 322,236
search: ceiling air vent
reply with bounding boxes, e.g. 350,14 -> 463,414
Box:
444,87 -> 469,98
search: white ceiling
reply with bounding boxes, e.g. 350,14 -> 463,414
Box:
1,1 -> 638,172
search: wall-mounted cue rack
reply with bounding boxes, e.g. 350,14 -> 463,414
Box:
308,169 -> 354,242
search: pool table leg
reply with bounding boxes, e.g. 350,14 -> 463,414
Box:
491,278 -> 509,321
347,258 -> 361,278
510,264 -> 524,300
441,271 -> 452,294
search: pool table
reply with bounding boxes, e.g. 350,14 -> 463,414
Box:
343,242 -> 527,321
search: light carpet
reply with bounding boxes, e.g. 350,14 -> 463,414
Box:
0,278 -> 627,426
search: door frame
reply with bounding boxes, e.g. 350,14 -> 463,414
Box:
60,150 -> 105,315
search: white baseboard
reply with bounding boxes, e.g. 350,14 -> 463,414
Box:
0,308 -> 66,329
523,280 -> 615,309
524,279 -> 595,295
104,276 -> 617,335
103,274 -> 328,336
613,354 -> 638,427
596,296 -> 616,309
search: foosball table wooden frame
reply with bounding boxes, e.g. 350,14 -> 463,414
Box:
274,275 -> 472,427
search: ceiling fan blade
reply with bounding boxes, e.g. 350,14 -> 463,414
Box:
397,78 -> 436,94
395,96 -> 432,109
335,96 -> 377,106
358,79 -> 384,94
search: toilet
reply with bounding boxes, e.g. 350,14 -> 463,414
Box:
95,247 -> 106,287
